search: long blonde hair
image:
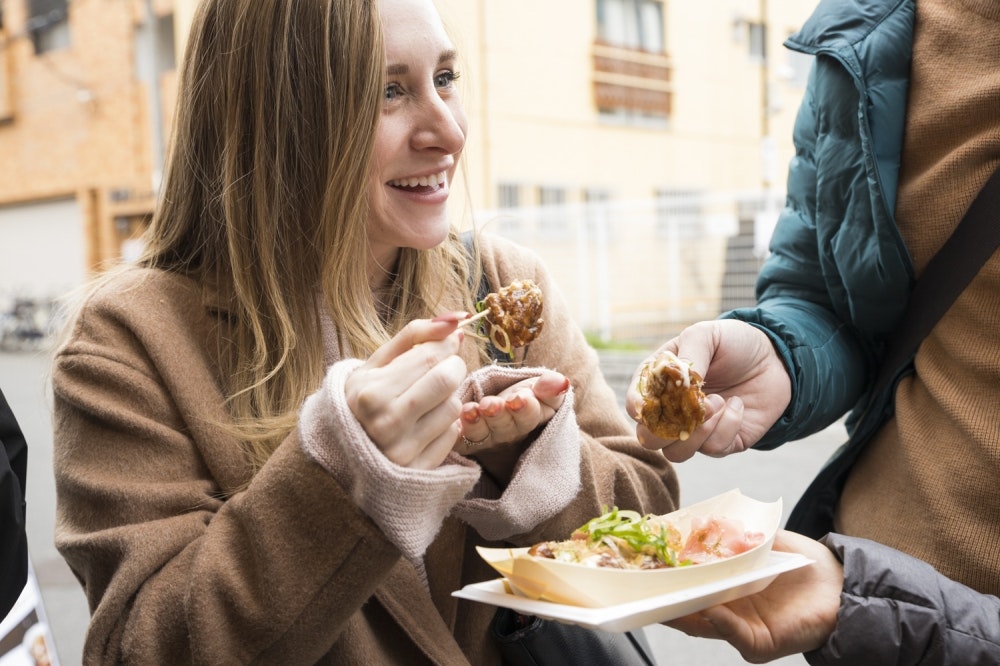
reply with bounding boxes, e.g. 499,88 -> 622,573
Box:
137,0 -> 473,472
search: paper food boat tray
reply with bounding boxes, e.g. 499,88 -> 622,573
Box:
474,489 -> 785,608
453,550 -> 812,633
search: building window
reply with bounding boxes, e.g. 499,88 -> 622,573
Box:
583,189 -> 612,242
156,13 -> 177,72
28,0 -> 70,54
538,186 -> 566,207
597,0 -> 665,53
537,186 -> 568,238
493,183 -> 523,235
594,0 -> 671,122
497,183 -> 520,209
747,21 -> 766,62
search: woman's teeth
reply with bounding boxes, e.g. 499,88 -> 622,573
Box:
389,171 -> 446,188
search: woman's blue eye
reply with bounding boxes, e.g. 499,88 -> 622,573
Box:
435,70 -> 460,88
384,83 -> 403,100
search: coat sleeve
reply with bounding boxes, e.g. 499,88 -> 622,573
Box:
52,280 -> 402,664
722,60 -> 874,449
0,387 -> 28,619
806,533 -> 1000,666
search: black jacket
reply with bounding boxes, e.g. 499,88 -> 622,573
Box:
808,534 -> 1000,665
0,386 -> 28,618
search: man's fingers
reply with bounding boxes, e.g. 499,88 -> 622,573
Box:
637,423 -> 700,461
665,612 -> 721,639
697,396 -> 747,458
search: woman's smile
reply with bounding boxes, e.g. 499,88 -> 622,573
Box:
387,169 -> 449,190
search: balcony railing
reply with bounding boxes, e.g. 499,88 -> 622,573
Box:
592,42 -> 672,117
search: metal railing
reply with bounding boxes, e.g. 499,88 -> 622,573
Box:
475,189 -> 783,345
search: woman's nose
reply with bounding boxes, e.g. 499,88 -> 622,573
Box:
411,95 -> 466,155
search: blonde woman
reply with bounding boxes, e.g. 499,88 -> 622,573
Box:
52,0 -> 679,662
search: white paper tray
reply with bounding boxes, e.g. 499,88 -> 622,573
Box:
453,550 -> 812,633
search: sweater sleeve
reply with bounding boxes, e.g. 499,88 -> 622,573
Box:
806,533 -> 1000,666
451,364 -> 581,541
721,61 -> 872,448
298,358 -> 481,568
299,361 -> 581,550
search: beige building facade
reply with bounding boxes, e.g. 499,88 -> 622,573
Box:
0,0 -> 182,297
0,0 -> 816,340
438,0 -> 816,340
440,0 -> 813,207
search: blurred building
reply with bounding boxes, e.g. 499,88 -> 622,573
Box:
0,0 -> 814,342
0,0 -> 192,299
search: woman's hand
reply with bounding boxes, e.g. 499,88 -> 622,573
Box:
625,319 -> 791,462
457,369 -> 570,453
345,313 -> 468,470
665,530 -> 843,663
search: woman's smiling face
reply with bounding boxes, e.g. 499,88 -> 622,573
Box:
367,0 -> 468,280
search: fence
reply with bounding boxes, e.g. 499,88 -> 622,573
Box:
0,188 -> 785,353
474,188 -> 784,346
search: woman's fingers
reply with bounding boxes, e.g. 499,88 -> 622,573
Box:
365,313 -> 466,368
347,318 -> 469,468
532,370 -> 571,411
361,352 -> 467,451
457,372 -> 568,453
349,331 -> 464,416
474,395 -> 516,442
406,414 -> 464,470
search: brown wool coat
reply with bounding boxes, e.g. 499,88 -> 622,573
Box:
52,233 -> 680,665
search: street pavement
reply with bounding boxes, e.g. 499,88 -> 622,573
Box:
3,348 -> 844,665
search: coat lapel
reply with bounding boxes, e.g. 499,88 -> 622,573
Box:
375,560 -> 470,665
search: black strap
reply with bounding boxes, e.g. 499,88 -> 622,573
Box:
460,230 -> 492,307
459,231 -> 507,362
870,164 -> 1000,402
787,164 -> 1000,538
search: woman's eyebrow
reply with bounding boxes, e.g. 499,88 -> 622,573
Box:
386,51 -> 457,76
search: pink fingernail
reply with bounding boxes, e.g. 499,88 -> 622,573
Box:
462,406 -> 480,424
507,395 -> 524,411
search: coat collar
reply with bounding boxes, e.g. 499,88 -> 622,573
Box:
785,0 -> 913,54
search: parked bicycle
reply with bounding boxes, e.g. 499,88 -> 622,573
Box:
0,297 -> 61,352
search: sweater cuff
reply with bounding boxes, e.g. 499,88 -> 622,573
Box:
298,359 -> 481,564
451,364 -> 582,541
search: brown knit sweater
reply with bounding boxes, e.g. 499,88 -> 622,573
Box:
836,0 -> 1000,595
